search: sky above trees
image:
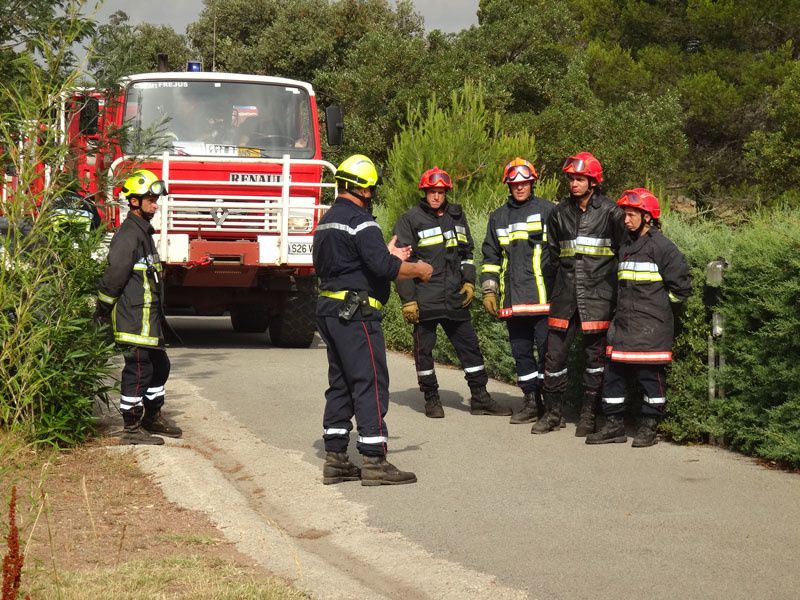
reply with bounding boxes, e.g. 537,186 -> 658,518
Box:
94,0 -> 480,33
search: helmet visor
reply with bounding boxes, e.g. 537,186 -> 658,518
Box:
427,171 -> 452,187
147,180 -> 168,197
506,165 -> 535,182
562,158 -> 586,172
619,191 -> 645,207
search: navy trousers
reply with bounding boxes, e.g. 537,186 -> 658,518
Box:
413,318 -> 487,393
318,316 -> 390,457
543,314 -> 606,398
601,361 -> 668,417
120,346 -> 170,414
505,315 -> 548,395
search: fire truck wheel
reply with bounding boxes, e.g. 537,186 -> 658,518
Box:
230,305 -> 269,333
268,292 -> 316,348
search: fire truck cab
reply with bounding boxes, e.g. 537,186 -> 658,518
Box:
74,70 -> 343,347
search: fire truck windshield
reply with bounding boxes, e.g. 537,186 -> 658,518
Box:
124,80 -> 315,159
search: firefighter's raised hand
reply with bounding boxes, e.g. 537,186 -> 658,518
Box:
459,282 -> 475,307
387,235 -> 412,261
482,291 -> 498,317
401,301 -> 419,324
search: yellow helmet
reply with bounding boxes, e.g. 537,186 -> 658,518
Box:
121,169 -> 168,200
334,154 -> 380,189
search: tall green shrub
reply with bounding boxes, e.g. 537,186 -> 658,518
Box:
658,213 -> 732,442
382,81 -> 538,226
716,208 -> 800,464
0,17 -> 116,446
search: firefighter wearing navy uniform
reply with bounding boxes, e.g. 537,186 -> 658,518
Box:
96,169 -> 182,445
314,154 -> 433,486
533,152 -> 626,436
586,188 -> 691,447
481,158 -> 554,424
394,167 -> 508,419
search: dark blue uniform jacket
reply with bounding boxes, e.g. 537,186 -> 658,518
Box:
313,197 -> 401,320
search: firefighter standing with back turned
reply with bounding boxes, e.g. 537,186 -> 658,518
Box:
96,169 -> 182,445
480,158 -> 555,424
586,188 -> 691,447
394,167 -> 509,419
533,152 -> 625,436
314,154 -> 433,486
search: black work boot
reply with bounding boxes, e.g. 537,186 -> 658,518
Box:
322,452 -> 361,484
585,415 -> 627,444
574,395 -> 599,437
509,391 -> 541,424
424,390 -> 444,419
531,392 -> 562,434
142,405 -> 183,438
631,417 -> 660,448
361,456 -> 417,486
120,408 -> 164,445
469,386 -> 512,416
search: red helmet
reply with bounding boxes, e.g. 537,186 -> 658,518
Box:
502,157 -> 538,184
418,166 -> 453,190
562,151 -> 603,184
617,188 -> 660,220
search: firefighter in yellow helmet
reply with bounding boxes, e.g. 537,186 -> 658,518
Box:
96,169 -> 181,445
313,154 -> 433,486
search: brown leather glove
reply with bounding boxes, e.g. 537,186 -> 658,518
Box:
482,292 -> 498,317
459,282 -> 475,308
401,301 -> 419,324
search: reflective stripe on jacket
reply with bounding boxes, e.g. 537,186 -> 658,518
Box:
546,193 -> 625,332
393,201 -> 475,321
606,228 -> 692,363
97,213 -> 164,347
480,195 -> 555,318
313,197 -> 401,321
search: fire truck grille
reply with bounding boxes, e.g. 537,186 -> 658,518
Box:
164,197 -> 299,233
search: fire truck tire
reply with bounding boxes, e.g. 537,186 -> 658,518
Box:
268,292 -> 316,348
230,306 -> 269,333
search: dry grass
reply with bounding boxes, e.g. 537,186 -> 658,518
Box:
23,556 -> 309,600
0,432 -> 308,600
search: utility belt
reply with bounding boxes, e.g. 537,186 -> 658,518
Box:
319,290 -> 383,320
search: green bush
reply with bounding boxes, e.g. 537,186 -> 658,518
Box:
0,29 -> 117,446
716,208 -> 800,463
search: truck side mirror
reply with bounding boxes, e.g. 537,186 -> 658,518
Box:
325,105 -> 344,146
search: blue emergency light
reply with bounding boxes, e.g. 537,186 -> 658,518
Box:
187,60 -> 203,72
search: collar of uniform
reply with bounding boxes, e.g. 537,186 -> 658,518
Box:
590,193 -> 605,209
624,227 -> 655,253
506,194 -> 531,209
419,198 -> 448,216
334,195 -> 371,215
127,211 -> 154,235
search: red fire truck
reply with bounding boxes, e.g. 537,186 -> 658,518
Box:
64,68 -> 343,347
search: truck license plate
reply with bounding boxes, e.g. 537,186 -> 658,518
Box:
289,242 -> 313,254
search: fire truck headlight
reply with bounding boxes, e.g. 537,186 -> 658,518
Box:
288,216 -> 312,232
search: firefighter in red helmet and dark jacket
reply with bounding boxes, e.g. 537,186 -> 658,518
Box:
393,167 -> 509,418
481,158 -> 556,425
533,152 -> 626,436
586,188 -> 692,447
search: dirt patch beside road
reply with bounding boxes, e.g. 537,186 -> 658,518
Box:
0,433 -> 306,599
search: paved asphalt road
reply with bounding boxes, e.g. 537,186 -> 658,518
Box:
164,315 -> 800,600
